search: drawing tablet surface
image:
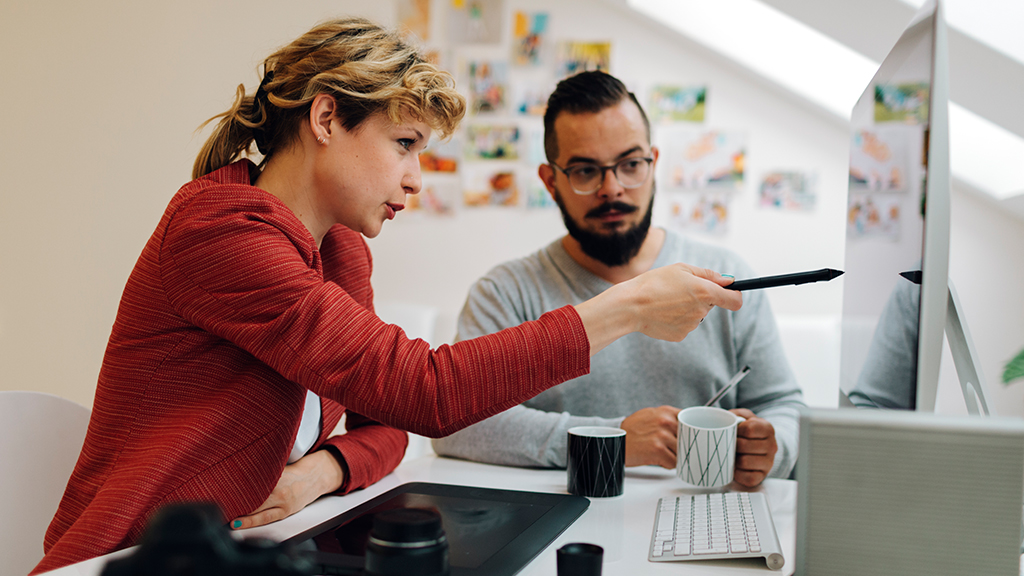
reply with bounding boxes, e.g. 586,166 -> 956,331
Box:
284,482 -> 590,576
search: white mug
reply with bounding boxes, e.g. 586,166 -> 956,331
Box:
676,406 -> 746,488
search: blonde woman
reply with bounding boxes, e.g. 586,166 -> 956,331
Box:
34,18 -> 741,573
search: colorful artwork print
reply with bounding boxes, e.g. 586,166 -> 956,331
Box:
660,130 -> 746,190
759,172 -> 817,211
555,41 -> 611,79
408,175 -> 459,215
847,193 -> 901,240
463,169 -> 519,207
649,86 -> 706,123
512,11 -> 549,66
466,125 -> 519,160
419,138 -> 461,173
396,0 -> 432,42
665,191 -> 731,235
448,0 -> 504,45
514,84 -> 549,116
849,128 -> 910,192
468,60 -> 507,114
874,82 -> 929,125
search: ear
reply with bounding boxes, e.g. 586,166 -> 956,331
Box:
538,163 -> 557,199
308,94 -> 337,142
651,145 -> 660,168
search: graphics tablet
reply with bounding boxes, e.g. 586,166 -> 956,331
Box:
283,482 -> 590,576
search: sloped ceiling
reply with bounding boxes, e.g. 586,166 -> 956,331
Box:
619,0 -> 1024,218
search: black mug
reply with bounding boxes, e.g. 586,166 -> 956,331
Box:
566,426 -> 625,498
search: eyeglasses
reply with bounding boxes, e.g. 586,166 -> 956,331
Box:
549,156 -> 654,195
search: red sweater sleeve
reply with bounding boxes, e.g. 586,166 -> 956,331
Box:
160,187 -> 590,438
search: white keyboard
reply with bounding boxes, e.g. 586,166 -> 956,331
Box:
648,492 -> 785,571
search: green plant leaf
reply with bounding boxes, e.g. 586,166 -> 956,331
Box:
1003,348 -> 1024,385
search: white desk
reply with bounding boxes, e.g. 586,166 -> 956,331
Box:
43,454 -> 797,575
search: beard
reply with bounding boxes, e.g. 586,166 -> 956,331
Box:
553,185 -> 655,267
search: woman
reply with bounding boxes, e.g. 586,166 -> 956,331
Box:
34,17 -> 741,574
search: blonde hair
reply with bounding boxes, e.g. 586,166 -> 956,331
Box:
192,17 -> 466,179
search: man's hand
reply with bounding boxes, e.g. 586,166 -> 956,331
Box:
620,405 -> 681,468
231,449 -> 345,530
729,408 -> 777,488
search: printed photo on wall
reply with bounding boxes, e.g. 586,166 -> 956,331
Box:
408,175 -> 460,215
758,171 -> 817,211
658,130 -> 746,190
396,0 -> 432,43
465,124 -> 520,160
849,127 -> 911,192
513,83 -> 550,116
649,86 -> 706,123
874,82 -> 929,125
555,41 -> 611,79
665,191 -> 732,235
468,60 -> 508,114
511,11 -> 549,67
448,0 -> 504,44
846,193 -> 901,241
420,137 -> 462,173
463,167 -> 519,207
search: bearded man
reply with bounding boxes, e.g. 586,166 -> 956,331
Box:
432,71 -> 805,487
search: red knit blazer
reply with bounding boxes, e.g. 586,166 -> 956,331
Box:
34,161 -> 590,574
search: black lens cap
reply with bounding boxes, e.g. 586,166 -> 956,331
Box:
371,508 -> 444,544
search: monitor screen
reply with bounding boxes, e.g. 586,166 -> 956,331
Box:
839,0 -> 950,411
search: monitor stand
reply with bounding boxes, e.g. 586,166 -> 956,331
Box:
946,279 -> 991,416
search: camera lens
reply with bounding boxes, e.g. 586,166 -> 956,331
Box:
364,508 -> 449,576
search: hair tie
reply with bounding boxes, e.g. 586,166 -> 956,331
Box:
252,70 -> 275,155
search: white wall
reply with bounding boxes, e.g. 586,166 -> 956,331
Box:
1,0 -> 1021,415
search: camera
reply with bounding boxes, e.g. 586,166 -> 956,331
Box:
101,503 -> 449,576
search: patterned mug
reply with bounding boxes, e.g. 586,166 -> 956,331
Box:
676,406 -> 745,488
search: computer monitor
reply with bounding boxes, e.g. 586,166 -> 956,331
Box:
839,0 -> 987,414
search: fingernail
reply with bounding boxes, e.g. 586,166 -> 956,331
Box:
721,273 -> 734,279
232,520 -> 242,529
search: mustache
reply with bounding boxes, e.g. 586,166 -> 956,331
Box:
586,201 -> 638,219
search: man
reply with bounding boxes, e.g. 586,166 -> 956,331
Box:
432,71 -> 805,486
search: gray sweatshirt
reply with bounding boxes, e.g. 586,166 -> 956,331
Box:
432,229 -> 805,478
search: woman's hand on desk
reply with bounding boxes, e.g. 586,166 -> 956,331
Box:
730,408 -> 777,488
231,449 -> 345,530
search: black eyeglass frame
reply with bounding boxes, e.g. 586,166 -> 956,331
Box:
549,156 -> 655,195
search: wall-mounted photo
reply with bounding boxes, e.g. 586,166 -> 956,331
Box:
758,171 -> 817,212
511,11 -> 549,66
649,85 -> 707,123
468,60 -> 508,114
420,137 -> 462,173
555,41 -> 611,79
396,0 -> 432,43
465,124 -> 520,160
408,175 -> 460,216
664,191 -> 732,236
448,0 -> 505,44
658,129 -> 746,190
463,167 -> 520,207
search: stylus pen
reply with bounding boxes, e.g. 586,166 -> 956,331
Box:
900,270 -> 923,284
726,268 -> 844,291
705,366 -> 751,407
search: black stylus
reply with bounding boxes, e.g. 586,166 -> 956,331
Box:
726,268 -> 844,291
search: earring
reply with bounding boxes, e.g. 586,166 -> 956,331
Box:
317,135 -> 327,145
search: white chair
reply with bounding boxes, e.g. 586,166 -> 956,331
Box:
0,391 -> 91,576
373,302 -> 441,462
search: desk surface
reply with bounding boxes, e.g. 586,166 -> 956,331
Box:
43,454 -> 798,576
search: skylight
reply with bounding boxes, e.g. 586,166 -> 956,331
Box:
627,0 -> 1024,200
900,0 -> 1024,66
